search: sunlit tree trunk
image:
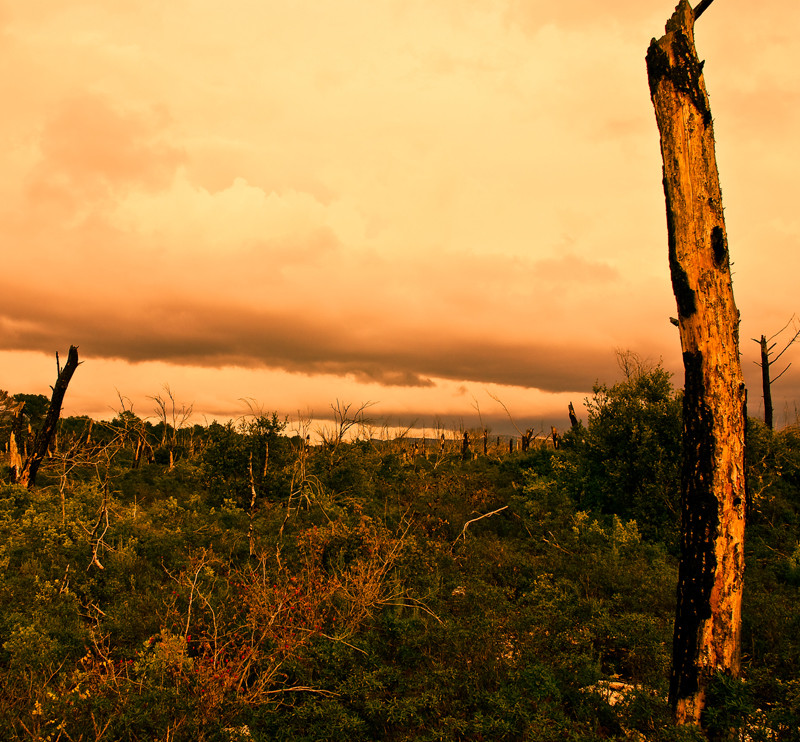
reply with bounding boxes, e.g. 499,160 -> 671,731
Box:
7,398 -> 26,481
646,1 -> 746,727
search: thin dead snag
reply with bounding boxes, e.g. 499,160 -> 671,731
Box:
752,319 -> 800,430
16,346 -> 81,488
647,1 -> 746,727
757,335 -> 774,430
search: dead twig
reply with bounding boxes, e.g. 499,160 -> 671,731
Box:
693,0 -> 715,21
453,506 -> 509,545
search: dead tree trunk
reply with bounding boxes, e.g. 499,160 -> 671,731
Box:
461,432 -> 471,461
17,346 -> 80,489
568,402 -> 580,430
758,335 -> 773,430
647,1 -> 746,727
8,400 -> 26,481
752,320 -> 800,431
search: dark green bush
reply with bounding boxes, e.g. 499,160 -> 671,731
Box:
0,381 -> 798,740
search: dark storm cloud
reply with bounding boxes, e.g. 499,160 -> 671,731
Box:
0,284 -> 618,394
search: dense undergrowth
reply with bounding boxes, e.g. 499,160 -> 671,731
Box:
1,369 -> 799,740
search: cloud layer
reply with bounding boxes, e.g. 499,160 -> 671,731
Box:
1,0 -> 799,430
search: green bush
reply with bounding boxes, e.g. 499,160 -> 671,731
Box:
1,380 -> 799,740
560,363 -> 682,544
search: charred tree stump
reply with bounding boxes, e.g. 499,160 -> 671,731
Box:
461,432 -> 471,461
647,1 -> 746,727
17,346 -> 80,489
568,401 -> 580,430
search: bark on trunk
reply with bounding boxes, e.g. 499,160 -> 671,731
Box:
8,432 -> 23,479
646,1 -> 746,727
8,401 -> 26,481
759,335 -> 773,430
17,346 -> 80,488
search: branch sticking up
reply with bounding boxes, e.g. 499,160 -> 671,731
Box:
16,346 -> 81,488
693,0 -> 716,21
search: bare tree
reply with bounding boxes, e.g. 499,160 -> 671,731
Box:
752,316 -> 800,430
487,390 -> 545,452
114,392 -> 151,469
615,348 -> 653,381
647,0 -> 746,727
317,400 -> 375,465
470,395 -> 492,457
149,384 -> 193,469
16,346 -> 81,488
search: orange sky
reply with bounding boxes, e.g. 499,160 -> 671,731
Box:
2,0 -> 799,433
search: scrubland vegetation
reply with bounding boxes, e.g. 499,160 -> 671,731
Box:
1,366 -> 799,740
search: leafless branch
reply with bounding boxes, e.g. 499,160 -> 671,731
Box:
772,363 -> 793,384
693,0 -> 716,21
487,392 -> 524,437
453,505 -> 509,545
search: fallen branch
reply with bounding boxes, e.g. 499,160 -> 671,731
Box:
262,685 -> 340,697
453,506 -> 509,545
543,531 -> 574,556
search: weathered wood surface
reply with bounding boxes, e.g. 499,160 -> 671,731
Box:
646,0 -> 746,727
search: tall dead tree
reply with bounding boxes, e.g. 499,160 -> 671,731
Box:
647,1 -> 747,727
16,346 -> 81,489
752,319 -> 800,430
757,335 -> 774,430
